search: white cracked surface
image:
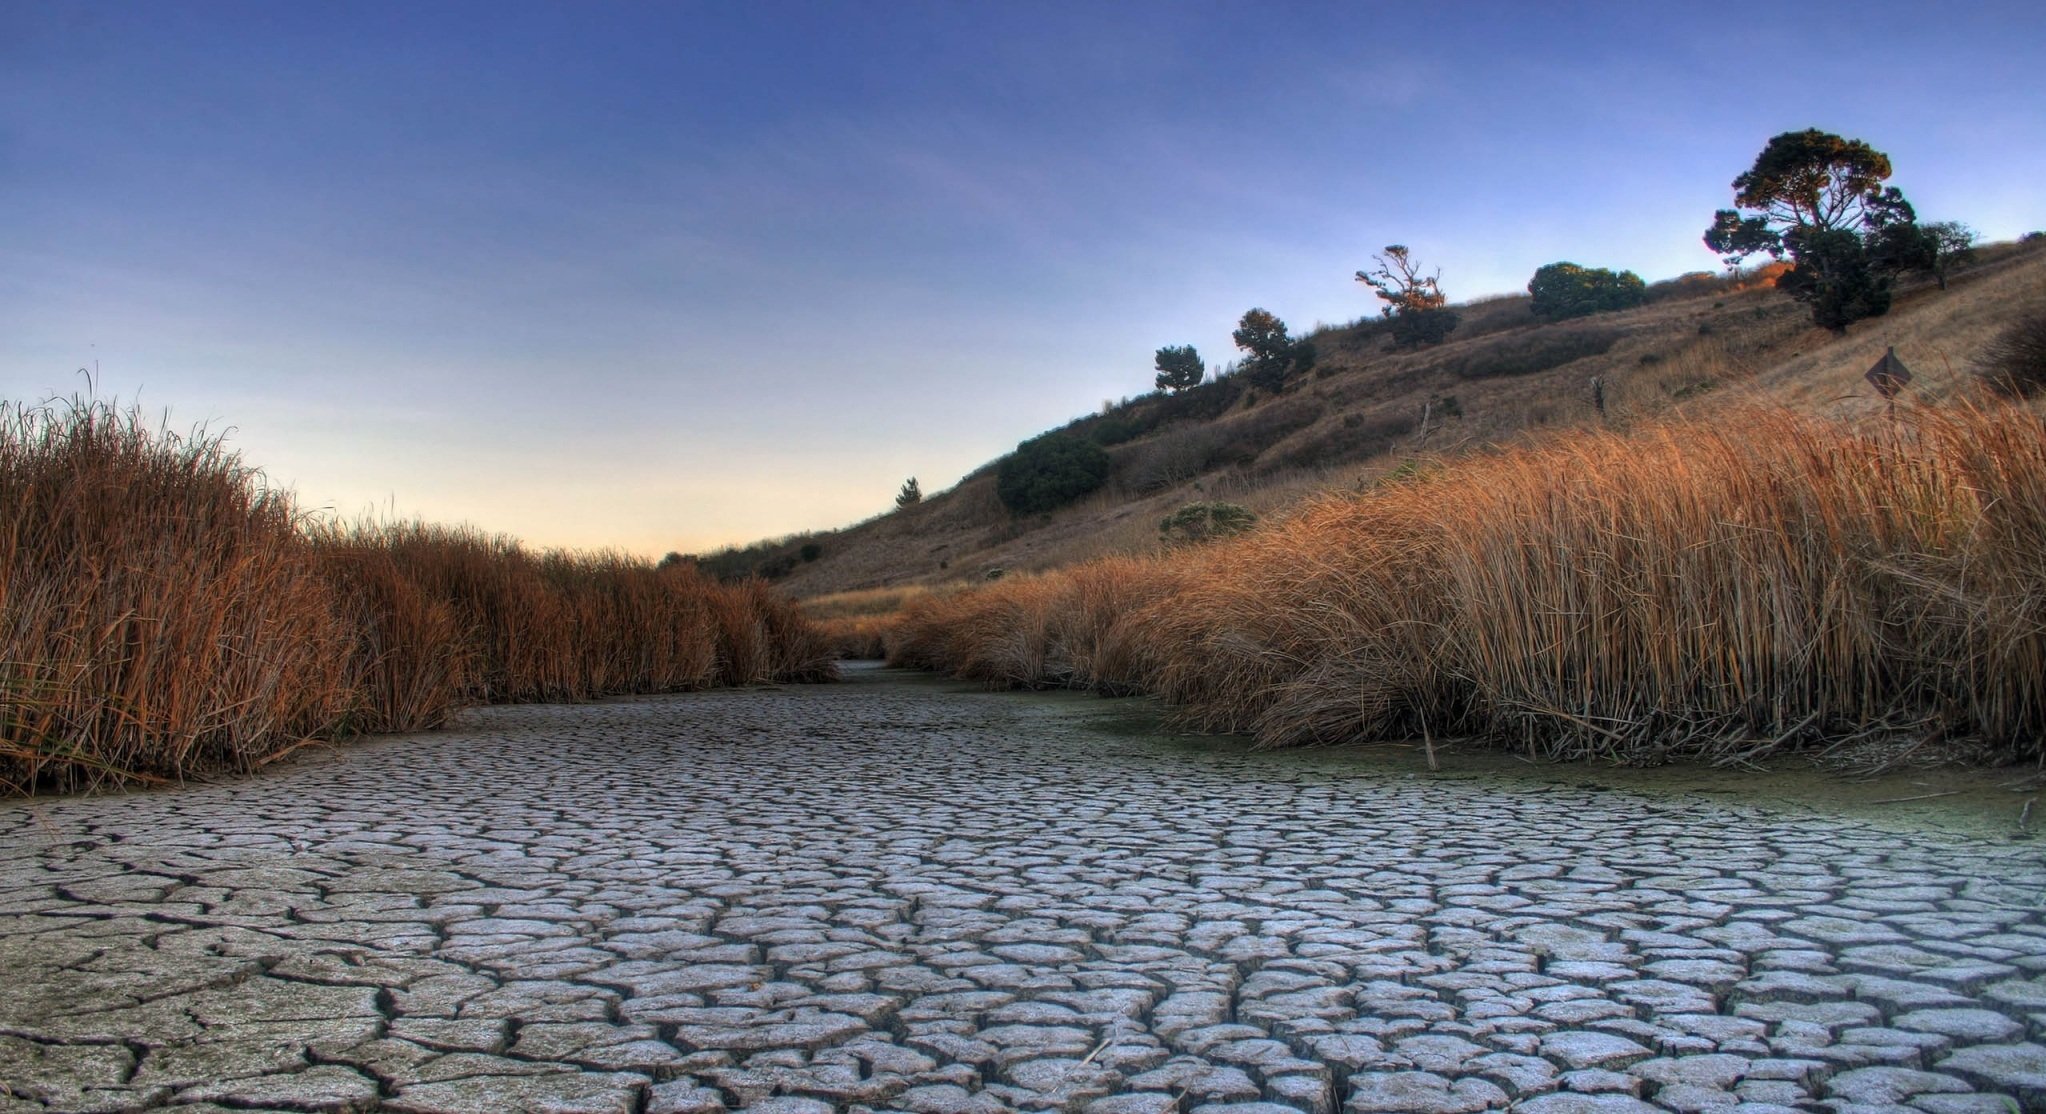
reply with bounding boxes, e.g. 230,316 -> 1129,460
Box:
2,664 -> 2043,1113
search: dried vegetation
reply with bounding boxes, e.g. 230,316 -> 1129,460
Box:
887,402 -> 2046,767
0,396 -> 833,794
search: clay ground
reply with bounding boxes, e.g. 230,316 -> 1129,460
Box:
2,666 -> 2043,1113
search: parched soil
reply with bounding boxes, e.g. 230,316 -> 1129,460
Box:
2,665 -> 2042,1112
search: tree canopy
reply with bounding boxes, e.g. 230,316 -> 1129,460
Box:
1705,129 -> 1921,331
1232,309 -> 1314,391
1527,262 -> 1645,321
1356,246 -> 1460,346
1153,345 -> 1204,392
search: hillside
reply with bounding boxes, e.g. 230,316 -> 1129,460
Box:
703,240 -> 2046,598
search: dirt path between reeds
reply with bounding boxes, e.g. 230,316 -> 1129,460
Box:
3,664 -> 2043,1113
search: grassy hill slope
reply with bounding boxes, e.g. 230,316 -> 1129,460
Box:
709,241 -> 2046,599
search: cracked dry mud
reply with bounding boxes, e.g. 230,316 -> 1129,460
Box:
3,666 -> 2044,1114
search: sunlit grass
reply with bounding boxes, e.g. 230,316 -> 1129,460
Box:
1,395 -> 834,794
888,400 -> 2046,766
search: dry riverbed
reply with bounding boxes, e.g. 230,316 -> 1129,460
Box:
2,664 -> 2043,1113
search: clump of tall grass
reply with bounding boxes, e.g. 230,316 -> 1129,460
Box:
1,395 -> 834,794
1978,307 -> 2046,398
888,558 -> 1185,693
1,397 -> 355,791
893,401 -> 2046,766
815,613 -> 893,660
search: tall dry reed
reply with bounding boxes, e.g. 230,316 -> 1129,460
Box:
894,402 -> 2046,765
1,398 -> 353,791
1,396 -> 836,794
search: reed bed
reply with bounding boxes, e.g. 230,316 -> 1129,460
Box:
815,612 -> 894,660
1,396 -> 835,795
890,402 -> 2046,766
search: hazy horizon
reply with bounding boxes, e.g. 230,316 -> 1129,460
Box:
5,1 -> 2042,555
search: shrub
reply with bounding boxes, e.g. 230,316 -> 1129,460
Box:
1444,325 -> 1621,379
996,432 -> 1111,514
1147,375 -> 1244,425
1160,502 -> 1258,547
1528,262 -> 1647,321
1979,309 -> 2046,398
799,543 -> 823,562
1389,308 -> 1461,348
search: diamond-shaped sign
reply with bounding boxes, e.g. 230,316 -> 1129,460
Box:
1866,347 -> 1913,399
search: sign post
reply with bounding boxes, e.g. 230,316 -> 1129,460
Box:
1865,346 -> 1913,420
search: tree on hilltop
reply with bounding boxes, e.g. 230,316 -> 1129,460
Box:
1153,345 -> 1204,392
1705,128 -> 1923,331
895,477 -> 921,508
1232,309 -> 1315,392
1527,262 -> 1646,321
1916,220 -> 1975,290
1357,245 -> 1460,346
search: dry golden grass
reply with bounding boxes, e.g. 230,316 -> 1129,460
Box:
886,557 -> 1184,689
1,396 -> 834,794
891,399 -> 2046,766
1,398 -> 354,791
774,247 -> 2046,602
801,584 -> 933,621
815,613 -> 893,660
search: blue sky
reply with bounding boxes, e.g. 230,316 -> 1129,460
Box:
4,2 -> 2042,554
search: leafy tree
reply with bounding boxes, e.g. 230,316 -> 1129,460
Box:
1232,308 -> 1315,391
895,476 -> 922,508
1704,129 -> 1921,331
1153,345 -> 1204,392
1527,262 -> 1646,321
1356,245 -> 1460,347
1916,220 -> 1975,290
995,433 -> 1110,515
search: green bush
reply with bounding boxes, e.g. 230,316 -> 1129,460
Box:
1528,262 -> 1646,321
1160,502 -> 1258,546
996,433 -> 1111,514
1389,307 -> 1460,348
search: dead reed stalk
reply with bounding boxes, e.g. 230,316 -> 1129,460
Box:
1,396 -> 835,794
895,401 -> 2046,766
